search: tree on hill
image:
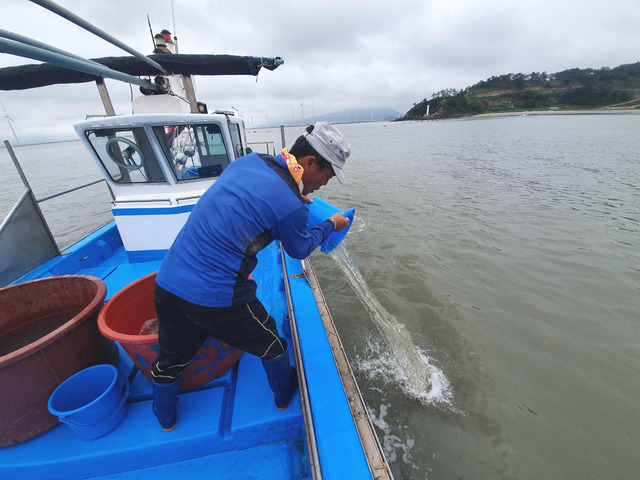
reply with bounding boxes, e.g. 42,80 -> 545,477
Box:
401,62 -> 640,119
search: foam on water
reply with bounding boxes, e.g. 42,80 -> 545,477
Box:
329,242 -> 453,407
368,404 -> 416,465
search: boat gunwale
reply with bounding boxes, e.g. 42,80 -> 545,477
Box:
302,258 -> 393,480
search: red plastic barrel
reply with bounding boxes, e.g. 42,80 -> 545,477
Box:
97,272 -> 242,390
0,275 -> 117,446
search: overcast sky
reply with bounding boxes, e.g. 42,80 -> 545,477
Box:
1,0 -> 638,143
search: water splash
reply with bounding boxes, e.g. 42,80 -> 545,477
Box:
329,242 -> 452,406
355,338 -> 453,407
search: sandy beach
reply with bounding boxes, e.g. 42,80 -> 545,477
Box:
472,108 -> 640,118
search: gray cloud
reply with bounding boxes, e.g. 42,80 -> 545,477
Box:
1,0 -> 638,142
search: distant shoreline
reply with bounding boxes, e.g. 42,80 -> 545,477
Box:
471,108 -> 640,119
396,108 -> 640,122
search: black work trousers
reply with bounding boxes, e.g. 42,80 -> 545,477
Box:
151,283 -> 286,384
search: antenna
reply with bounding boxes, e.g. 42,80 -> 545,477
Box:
147,15 -> 155,50
171,0 -> 179,54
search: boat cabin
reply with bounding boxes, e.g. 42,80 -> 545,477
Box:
75,113 -> 248,261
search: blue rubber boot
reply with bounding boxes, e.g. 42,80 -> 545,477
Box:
152,379 -> 180,431
261,341 -> 298,410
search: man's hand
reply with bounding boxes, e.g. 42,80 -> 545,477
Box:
330,213 -> 350,232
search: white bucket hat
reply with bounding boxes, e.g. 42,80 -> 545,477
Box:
304,122 -> 351,183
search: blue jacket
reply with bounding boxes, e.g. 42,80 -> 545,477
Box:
156,152 -> 334,307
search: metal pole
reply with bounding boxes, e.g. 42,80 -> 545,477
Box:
0,29 -> 102,66
171,0 -> 179,54
5,139 -> 31,190
95,78 -> 116,116
0,38 -> 159,91
29,0 -> 170,75
280,124 -> 286,150
182,75 -> 199,113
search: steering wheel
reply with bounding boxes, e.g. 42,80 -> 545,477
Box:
106,137 -> 145,170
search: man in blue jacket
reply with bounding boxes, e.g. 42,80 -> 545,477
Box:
151,122 -> 351,431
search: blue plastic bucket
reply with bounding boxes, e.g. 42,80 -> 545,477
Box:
47,364 -> 129,440
307,198 -> 355,253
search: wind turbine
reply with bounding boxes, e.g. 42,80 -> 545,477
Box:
1,103 -> 19,145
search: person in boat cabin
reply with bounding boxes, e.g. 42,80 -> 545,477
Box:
196,102 -> 208,114
150,122 -> 351,431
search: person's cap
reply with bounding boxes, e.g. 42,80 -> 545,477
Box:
304,122 -> 351,183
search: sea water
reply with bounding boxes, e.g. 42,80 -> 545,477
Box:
304,116 -> 640,479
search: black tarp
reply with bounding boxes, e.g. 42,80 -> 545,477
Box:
0,54 -> 283,90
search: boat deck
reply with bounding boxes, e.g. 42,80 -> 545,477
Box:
0,221 -> 372,479
5,356 -> 307,479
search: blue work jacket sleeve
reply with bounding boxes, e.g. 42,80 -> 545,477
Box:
277,206 -> 334,259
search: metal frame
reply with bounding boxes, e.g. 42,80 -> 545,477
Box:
3,140 -> 59,255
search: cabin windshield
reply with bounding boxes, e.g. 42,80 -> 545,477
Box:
152,123 -> 232,180
86,128 -> 167,184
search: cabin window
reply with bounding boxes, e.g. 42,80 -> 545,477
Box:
229,123 -> 245,159
152,123 -> 231,181
85,128 -> 167,184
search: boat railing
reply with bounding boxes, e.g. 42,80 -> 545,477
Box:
247,140 -> 277,156
36,178 -> 106,203
280,245 -> 322,479
112,198 -> 172,206
0,140 -> 108,287
110,195 -> 205,207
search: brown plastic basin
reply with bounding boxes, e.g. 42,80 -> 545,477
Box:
0,275 -> 118,446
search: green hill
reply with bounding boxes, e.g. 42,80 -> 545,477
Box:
400,62 -> 640,120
